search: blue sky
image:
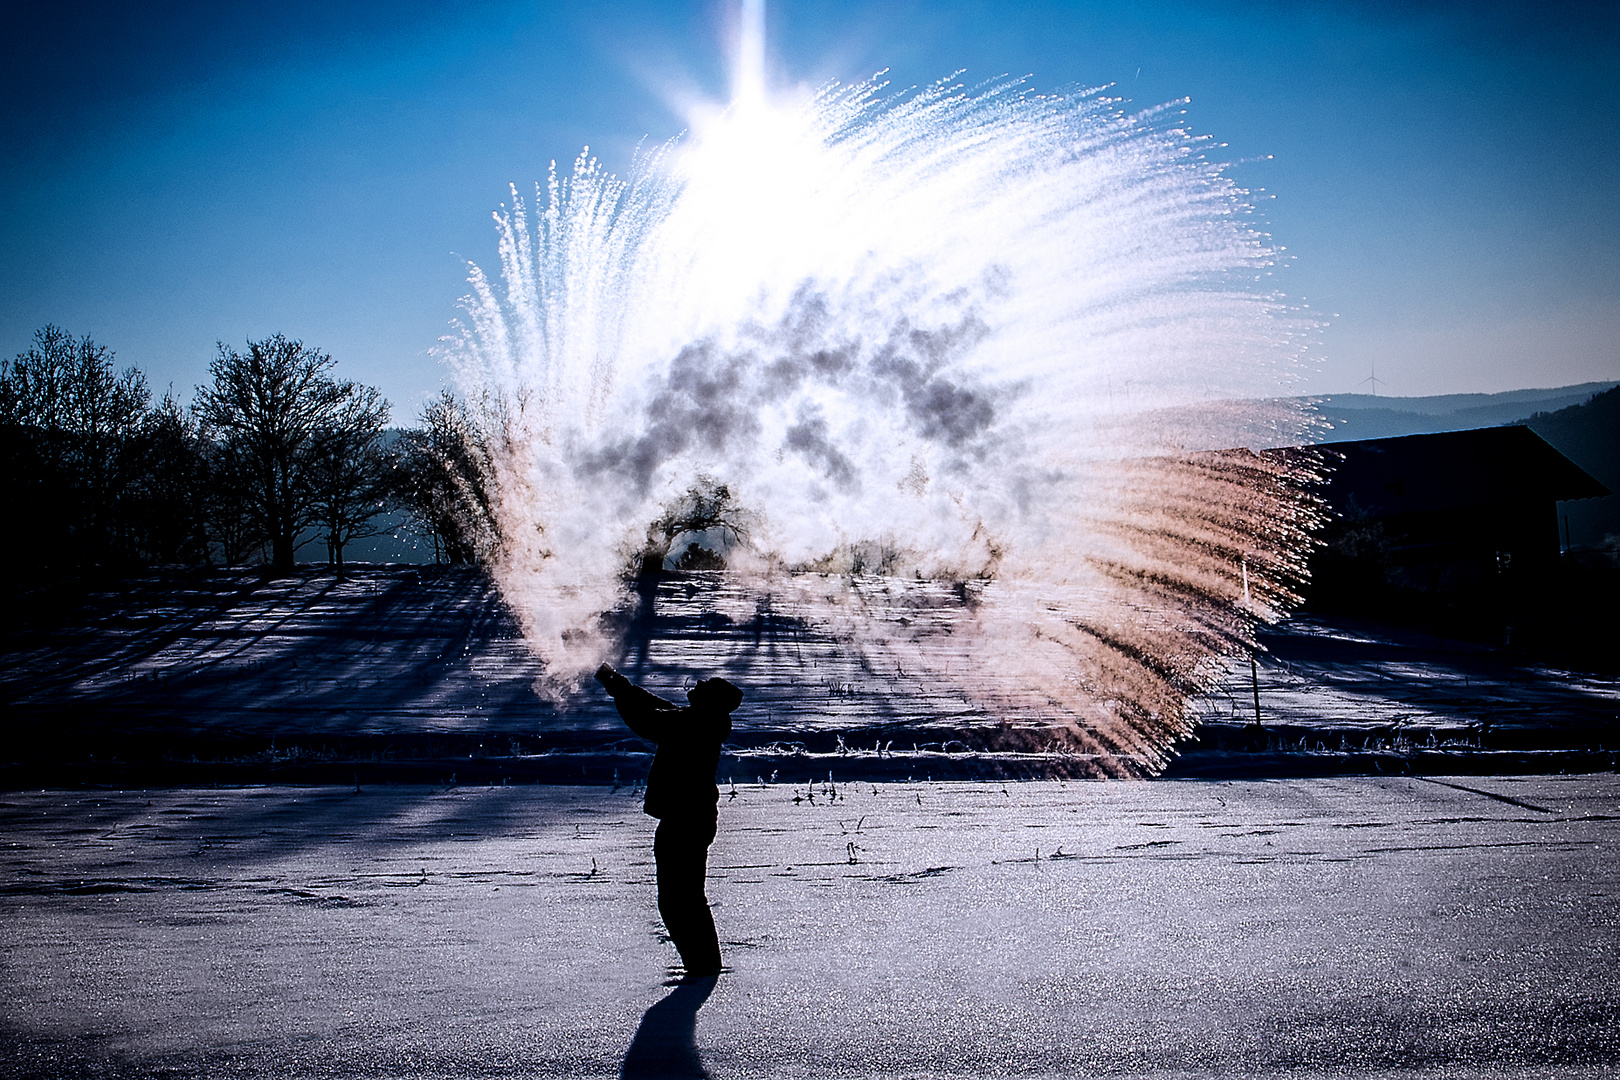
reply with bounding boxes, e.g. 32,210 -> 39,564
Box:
3,0 -> 1616,419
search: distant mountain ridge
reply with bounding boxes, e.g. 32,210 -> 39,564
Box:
1305,381 -> 1618,443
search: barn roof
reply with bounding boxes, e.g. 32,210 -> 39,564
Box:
1317,425 -> 1609,517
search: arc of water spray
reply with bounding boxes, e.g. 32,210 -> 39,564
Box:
445,0 -> 1325,775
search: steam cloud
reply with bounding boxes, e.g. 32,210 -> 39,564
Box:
443,73 -> 1323,774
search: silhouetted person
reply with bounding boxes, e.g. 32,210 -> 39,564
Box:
595,663 -> 742,977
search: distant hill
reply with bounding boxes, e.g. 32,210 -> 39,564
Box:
1307,382 -> 1619,443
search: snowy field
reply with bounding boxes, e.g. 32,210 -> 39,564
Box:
3,775 -> 1615,1078
5,567 -> 1616,783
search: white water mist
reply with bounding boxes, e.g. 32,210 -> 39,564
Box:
443,40 -> 1322,773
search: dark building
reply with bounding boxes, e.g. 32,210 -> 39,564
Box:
1304,426 -> 1609,628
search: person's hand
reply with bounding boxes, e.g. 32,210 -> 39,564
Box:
594,663 -> 618,687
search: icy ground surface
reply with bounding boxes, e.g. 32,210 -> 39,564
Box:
3,567 -> 562,737
3,567 -> 985,743
5,568 -> 1616,776
2,776 -> 1616,1078
1191,615 -> 1620,742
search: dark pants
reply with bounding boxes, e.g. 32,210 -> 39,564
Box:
653,814 -> 721,974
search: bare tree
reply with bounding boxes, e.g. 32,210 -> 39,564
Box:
305,385 -> 392,569
201,440 -> 266,566
639,476 -> 752,576
0,325 -> 150,569
194,335 -> 390,573
393,391 -> 497,564
127,392 -> 209,565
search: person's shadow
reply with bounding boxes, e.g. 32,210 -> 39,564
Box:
619,976 -> 718,1079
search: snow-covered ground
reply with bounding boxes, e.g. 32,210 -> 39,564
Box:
2,776 -> 1615,1077
4,567 -> 1615,782
1182,615 -> 1620,777
1195,615 -> 1620,738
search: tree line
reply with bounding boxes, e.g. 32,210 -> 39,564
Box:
0,326 -> 496,576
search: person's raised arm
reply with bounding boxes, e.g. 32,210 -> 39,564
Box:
595,664 -> 680,743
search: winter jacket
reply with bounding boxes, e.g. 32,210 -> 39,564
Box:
601,671 -> 732,820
